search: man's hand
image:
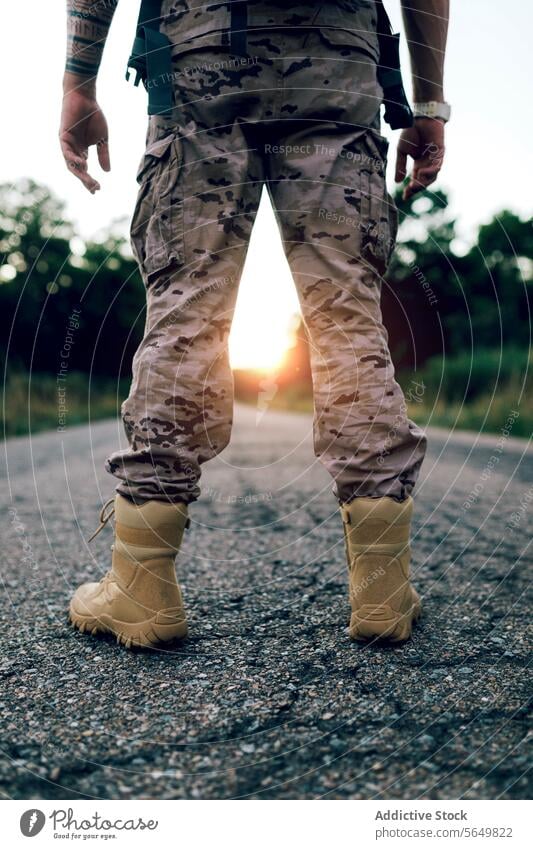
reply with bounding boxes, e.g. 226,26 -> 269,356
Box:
395,118 -> 445,201
59,76 -> 110,194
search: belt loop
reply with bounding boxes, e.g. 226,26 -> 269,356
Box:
230,1 -> 248,55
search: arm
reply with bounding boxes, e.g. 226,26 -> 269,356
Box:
395,0 -> 450,200
60,1 -> 119,193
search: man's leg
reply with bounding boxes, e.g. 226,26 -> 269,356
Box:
71,50 -> 265,646
266,31 -> 426,640
106,112 -> 263,505
267,39 -> 426,502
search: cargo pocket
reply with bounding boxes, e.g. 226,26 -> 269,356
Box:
130,128 -> 184,284
359,131 -> 398,272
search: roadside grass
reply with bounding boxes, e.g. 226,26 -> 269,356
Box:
3,348 -> 531,440
256,384 -> 531,437
404,348 -> 531,437
408,383 -> 531,437
236,348 -> 532,439
1,371 -> 128,438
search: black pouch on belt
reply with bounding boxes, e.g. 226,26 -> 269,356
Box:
375,0 -> 414,129
126,0 -> 173,116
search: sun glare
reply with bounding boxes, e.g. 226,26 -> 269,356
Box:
229,315 -> 293,371
229,191 -> 300,372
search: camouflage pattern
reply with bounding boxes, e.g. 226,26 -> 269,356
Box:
160,1 -> 380,58
106,2 -> 427,504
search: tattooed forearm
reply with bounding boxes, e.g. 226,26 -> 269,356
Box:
66,0 -> 119,79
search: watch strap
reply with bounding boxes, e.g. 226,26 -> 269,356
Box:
413,101 -> 451,122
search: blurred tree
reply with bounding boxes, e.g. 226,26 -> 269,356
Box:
0,179 -> 144,379
0,179 -> 531,387
385,190 -> 532,367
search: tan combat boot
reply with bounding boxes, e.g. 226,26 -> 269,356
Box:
70,495 -> 189,649
340,496 -> 421,643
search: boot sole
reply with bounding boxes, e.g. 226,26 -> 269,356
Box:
350,592 -> 422,644
69,604 -> 188,649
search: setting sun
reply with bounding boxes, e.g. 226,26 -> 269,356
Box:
229,318 -> 292,371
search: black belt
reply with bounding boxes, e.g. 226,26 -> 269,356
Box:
230,1 -> 248,55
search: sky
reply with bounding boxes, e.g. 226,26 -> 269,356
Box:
1,1 -> 532,368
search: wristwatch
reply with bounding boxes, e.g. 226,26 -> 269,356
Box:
413,101 -> 451,123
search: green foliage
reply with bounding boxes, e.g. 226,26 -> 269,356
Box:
0,179 -> 145,379
386,188 -> 532,366
398,348 -> 532,437
409,347 -> 531,404
0,178 -> 532,438
2,370 -> 129,438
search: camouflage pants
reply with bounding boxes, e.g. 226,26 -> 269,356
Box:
106,26 -> 427,505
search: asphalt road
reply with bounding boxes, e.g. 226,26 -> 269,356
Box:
1,404 -> 531,799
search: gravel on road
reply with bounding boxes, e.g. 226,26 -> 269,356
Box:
1,404 -> 531,799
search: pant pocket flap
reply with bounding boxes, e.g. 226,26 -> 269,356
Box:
136,134 -> 176,184
321,29 -> 379,59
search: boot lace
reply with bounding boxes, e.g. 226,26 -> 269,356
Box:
87,497 -> 115,543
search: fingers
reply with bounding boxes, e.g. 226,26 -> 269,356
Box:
395,148 -> 408,183
69,160 -> 101,194
97,138 -> 111,172
59,130 -> 107,193
402,146 -> 445,200
403,163 -> 441,200
60,137 -> 101,194
416,164 -> 442,185
61,138 -> 101,194
403,178 -> 426,201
